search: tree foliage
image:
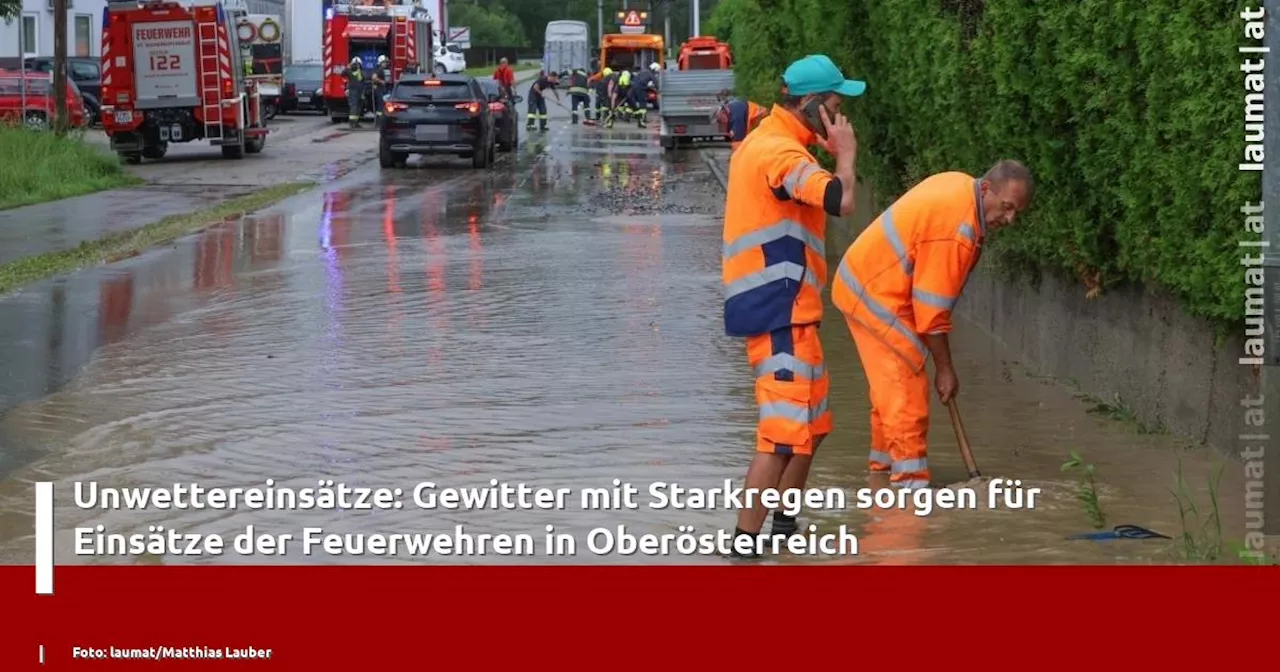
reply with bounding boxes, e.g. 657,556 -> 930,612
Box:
708,0 -> 1261,326
0,0 -> 20,21
448,1 -> 530,47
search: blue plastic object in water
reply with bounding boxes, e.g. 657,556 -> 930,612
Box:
1067,524 -> 1171,541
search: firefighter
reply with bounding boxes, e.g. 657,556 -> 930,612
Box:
567,67 -> 590,124
593,67 -> 613,123
630,62 -> 660,128
343,57 -> 366,129
603,66 -> 627,129
614,66 -> 633,120
526,70 -> 560,132
371,55 -> 391,127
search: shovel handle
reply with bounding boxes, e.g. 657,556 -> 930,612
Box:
947,398 -> 982,478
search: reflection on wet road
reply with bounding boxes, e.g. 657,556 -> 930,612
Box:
0,103 -> 1251,565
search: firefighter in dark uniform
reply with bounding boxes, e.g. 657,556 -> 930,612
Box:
343,57 -> 365,129
567,67 -> 590,124
371,54 -> 391,127
526,71 -> 560,132
630,62 -> 660,128
592,67 -> 613,123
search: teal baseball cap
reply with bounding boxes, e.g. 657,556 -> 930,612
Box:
782,55 -> 866,97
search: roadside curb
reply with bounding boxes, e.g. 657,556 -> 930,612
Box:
700,149 -> 728,192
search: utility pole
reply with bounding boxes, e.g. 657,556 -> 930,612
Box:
17,15 -> 28,123
691,0 -> 700,38
597,0 -> 604,43
663,0 -> 671,57
53,0 -> 68,134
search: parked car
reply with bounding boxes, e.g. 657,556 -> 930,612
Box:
0,70 -> 88,130
378,74 -> 495,169
434,44 -> 467,74
281,62 -> 326,114
477,78 -> 520,152
23,56 -> 101,125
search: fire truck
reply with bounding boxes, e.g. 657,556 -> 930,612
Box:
321,1 -> 434,125
235,13 -> 285,119
100,0 -> 270,162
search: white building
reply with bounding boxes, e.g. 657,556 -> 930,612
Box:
1,0 -> 109,63
1,0 -> 284,66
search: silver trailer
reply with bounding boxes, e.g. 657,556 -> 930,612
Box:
543,20 -> 590,75
658,69 -> 734,151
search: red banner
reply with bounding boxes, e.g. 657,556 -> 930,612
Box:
0,566 -> 1270,667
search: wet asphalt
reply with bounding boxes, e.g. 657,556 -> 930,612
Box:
0,90 -> 1254,565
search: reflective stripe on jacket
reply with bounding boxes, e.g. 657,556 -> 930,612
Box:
832,172 -> 986,371
722,105 -> 835,337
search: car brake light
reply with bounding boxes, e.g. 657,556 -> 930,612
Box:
423,80 -> 442,86
487,102 -> 504,113
456,102 -> 480,115
385,101 -> 408,114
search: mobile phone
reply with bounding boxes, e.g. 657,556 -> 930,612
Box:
802,98 -> 829,139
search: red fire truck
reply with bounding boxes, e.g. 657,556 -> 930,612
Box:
100,0 -> 270,162
321,1 -> 434,124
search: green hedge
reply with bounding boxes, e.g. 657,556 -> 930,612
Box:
708,0 -> 1261,326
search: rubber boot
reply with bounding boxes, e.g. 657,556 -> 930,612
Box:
539,120 -> 549,132
571,112 -> 579,125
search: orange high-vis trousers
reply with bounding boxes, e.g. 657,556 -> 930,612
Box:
746,324 -> 832,455
846,317 -> 931,488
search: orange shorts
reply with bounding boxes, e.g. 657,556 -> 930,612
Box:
745,324 -> 832,456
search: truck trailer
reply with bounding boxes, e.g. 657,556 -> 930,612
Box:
543,20 -> 590,76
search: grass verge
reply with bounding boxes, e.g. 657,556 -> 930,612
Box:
0,126 -> 142,210
0,181 -> 314,296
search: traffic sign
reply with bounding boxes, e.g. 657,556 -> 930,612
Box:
448,26 -> 471,49
616,10 -> 648,27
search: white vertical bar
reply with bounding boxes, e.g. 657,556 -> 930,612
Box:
35,482 -> 53,595
39,644 -> 45,664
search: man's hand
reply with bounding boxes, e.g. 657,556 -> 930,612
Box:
934,364 -> 959,404
815,106 -> 857,160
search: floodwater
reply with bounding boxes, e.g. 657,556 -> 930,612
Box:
0,104 -> 1256,565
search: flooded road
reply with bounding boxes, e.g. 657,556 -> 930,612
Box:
0,101 -> 1256,565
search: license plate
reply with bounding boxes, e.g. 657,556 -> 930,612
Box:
113,110 -> 133,124
414,125 -> 447,141
298,95 -> 310,102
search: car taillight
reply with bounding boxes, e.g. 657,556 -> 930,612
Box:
385,101 -> 408,114
456,102 -> 480,115
487,102 -> 504,113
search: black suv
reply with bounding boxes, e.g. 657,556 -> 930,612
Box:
378,74 -> 495,169
477,78 -> 520,153
24,56 -> 101,124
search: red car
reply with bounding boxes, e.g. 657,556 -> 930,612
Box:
0,70 -> 87,130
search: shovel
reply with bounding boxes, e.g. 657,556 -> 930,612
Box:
946,398 -> 982,479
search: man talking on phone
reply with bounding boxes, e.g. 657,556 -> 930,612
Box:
721,54 -> 862,558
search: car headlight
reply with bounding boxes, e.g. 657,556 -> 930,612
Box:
315,89 -> 323,96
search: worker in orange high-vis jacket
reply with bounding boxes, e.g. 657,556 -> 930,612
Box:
722,54 -> 864,558
832,160 -> 1034,490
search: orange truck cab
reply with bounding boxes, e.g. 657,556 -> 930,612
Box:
677,36 -> 732,70
590,10 -> 664,86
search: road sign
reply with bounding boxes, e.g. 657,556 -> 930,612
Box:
447,26 -> 471,49
616,10 -> 649,27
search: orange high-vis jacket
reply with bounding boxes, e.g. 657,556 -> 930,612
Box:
723,105 -> 839,337
832,172 -> 986,371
